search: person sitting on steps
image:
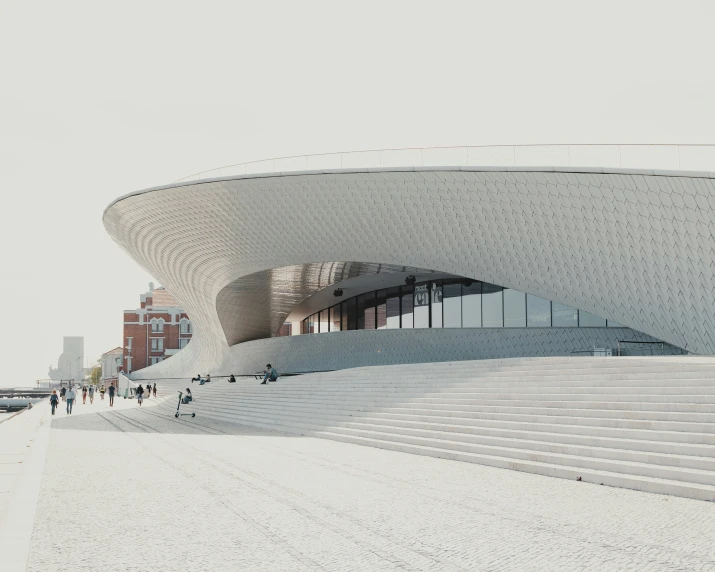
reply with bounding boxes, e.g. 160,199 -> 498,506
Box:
228,374 -> 236,383
182,388 -> 193,404
261,364 -> 278,384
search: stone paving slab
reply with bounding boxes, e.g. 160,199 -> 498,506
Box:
23,407 -> 715,571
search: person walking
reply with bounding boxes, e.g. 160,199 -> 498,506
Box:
66,386 -> 76,414
108,383 -> 115,407
60,386 -> 66,402
99,384 -> 106,400
49,390 -> 59,415
136,384 -> 144,406
88,385 -> 95,404
82,385 -> 88,404
152,383 -> 157,397
261,364 -> 278,384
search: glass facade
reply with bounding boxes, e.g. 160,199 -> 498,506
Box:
302,280 -> 622,334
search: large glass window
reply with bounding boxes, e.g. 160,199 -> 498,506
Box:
413,283 -> 430,328
526,294 -> 551,327
443,282 -> 462,328
482,283 -> 503,327
552,302 -> 578,327
504,289 -> 526,327
356,295 -> 365,330
298,279 -> 615,335
376,290 -> 387,329
319,310 -> 329,333
363,291 -> 376,329
401,286 -> 414,328
430,282 -> 443,328
579,310 -> 607,327
330,304 -> 341,332
462,281 -> 481,327
346,298 -> 357,330
386,287 -> 400,329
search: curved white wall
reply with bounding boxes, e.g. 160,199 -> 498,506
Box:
104,168 -> 715,377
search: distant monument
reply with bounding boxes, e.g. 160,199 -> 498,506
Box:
48,336 -> 84,381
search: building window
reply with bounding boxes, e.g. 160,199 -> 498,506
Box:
319,309 -> 329,333
126,337 -> 133,351
462,281 -> 481,327
400,286 -> 414,329
150,338 -> 164,352
443,282 -> 462,328
296,279 -> 615,335
150,357 -> 163,365
151,318 -> 165,333
179,319 -> 192,334
386,287 -> 401,329
526,294 -> 551,327
330,304 -> 341,332
376,290 -> 387,330
504,289 -> 526,328
413,283 -> 430,328
430,282 -> 443,328
482,283 -> 503,327
579,310 -> 607,327
179,338 -> 190,349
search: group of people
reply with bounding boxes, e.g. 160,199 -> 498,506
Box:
135,383 -> 157,406
189,365 -> 278,386
50,382 -> 117,415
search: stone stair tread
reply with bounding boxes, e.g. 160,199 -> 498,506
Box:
335,419 -> 715,465
312,431 -> 715,500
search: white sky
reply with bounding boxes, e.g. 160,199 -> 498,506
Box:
1,0 -> 714,387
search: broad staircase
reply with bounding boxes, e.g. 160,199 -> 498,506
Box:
155,357 -> 715,501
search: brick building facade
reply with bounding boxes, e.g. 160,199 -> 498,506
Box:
122,283 -> 192,374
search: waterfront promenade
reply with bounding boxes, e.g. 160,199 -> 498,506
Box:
0,394 -> 712,571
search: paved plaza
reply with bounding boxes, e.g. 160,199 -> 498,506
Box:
14,398 -> 715,571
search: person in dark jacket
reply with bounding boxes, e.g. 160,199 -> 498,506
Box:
228,374 -> 236,383
108,383 -> 115,407
49,390 -> 59,415
136,384 -> 145,406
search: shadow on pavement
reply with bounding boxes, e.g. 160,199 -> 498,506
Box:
50,407 -> 299,437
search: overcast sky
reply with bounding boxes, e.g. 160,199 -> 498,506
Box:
1,0 -> 714,387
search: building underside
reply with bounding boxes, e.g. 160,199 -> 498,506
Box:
103,166 -> 715,379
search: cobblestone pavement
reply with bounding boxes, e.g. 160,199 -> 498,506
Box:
25,405 -> 715,572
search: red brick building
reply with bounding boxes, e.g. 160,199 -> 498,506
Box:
121,283 -> 192,374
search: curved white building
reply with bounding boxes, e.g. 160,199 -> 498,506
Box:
104,145 -> 715,378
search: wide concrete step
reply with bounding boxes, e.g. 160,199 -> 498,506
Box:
319,432 -> 715,503
194,391 -> 715,422
192,393 -> 715,433
186,398 -> 715,446
321,425 -> 715,486
332,420 -> 715,472
302,371 -> 715,382
202,387 -> 715,405
335,413 -> 715,458
190,393 -> 715,424
176,405 -> 715,501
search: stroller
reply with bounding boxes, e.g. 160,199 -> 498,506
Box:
175,391 -> 196,418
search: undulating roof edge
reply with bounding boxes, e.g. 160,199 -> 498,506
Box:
103,164 -> 715,219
